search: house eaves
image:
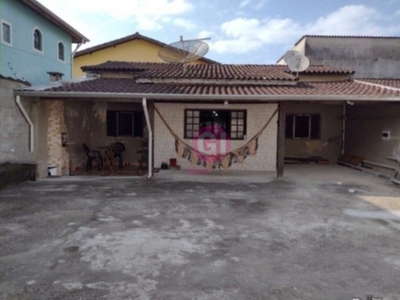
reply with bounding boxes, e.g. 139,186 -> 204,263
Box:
13,90 -> 400,103
19,0 -> 89,43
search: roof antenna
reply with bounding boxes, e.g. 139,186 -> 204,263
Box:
158,36 -> 211,73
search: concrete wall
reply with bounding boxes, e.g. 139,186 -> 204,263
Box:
0,79 -> 50,178
154,103 -> 278,171
0,0 -> 73,84
33,100 -> 49,178
304,37 -> 400,79
277,37 -> 306,64
346,103 -> 400,169
0,79 -> 34,163
64,100 -> 145,173
285,103 -> 343,163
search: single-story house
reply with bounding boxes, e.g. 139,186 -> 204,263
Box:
13,62 -> 400,179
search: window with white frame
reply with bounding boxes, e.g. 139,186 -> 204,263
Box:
285,114 -> 321,139
58,42 -> 65,61
33,28 -> 42,51
1,20 -> 12,45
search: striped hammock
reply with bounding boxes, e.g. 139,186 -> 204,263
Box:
155,106 -> 278,170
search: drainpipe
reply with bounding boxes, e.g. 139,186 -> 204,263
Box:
142,98 -> 153,180
341,103 -> 346,155
15,95 -> 34,153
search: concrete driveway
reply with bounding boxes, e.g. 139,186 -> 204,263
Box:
0,165 -> 400,300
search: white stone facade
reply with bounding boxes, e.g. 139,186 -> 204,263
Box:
154,103 -> 278,172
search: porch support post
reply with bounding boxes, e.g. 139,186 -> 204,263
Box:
142,98 -> 153,180
147,101 -> 155,170
277,102 -> 286,179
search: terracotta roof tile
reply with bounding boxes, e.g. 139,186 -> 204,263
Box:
358,79 -> 400,89
82,62 -> 353,81
83,62 -> 296,81
38,78 -> 400,97
295,65 -> 355,74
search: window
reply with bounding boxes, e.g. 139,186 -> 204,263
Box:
285,114 -> 321,139
58,42 -> 65,61
107,111 -> 144,137
1,20 -> 11,45
184,109 -> 247,140
33,28 -> 42,51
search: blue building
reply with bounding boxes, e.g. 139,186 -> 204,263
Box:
0,0 -> 89,85
0,0 -> 89,178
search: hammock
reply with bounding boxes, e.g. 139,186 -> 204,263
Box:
155,106 -> 278,170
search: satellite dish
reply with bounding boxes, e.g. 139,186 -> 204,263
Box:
283,50 -> 301,64
287,53 -> 310,76
158,36 -> 210,64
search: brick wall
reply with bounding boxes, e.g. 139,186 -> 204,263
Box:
154,103 -> 278,171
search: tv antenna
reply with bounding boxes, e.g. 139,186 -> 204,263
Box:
283,50 -> 310,77
158,36 -> 210,72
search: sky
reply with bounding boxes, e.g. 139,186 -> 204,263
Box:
38,0 -> 400,64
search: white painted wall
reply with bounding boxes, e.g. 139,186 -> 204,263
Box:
154,103 -> 278,171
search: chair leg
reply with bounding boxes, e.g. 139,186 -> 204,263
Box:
97,157 -> 103,171
86,158 -> 91,172
118,156 -> 123,169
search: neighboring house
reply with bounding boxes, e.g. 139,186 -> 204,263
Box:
277,35 -> 400,79
0,0 -> 89,85
73,32 -> 218,78
15,62 -> 400,179
0,0 -> 88,171
278,35 -> 400,174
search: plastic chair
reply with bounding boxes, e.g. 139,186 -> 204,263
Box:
82,143 -> 103,171
111,142 -> 125,169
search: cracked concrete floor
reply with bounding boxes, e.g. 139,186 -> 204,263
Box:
0,165 -> 400,300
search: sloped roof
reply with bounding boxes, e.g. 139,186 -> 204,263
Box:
83,62 -> 295,81
15,60 -> 399,101
82,62 -> 354,81
0,74 -> 31,86
75,32 -> 218,64
19,0 -> 89,43
16,78 -> 400,99
357,79 -> 400,89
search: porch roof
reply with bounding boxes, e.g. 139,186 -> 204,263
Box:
15,78 -> 400,102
